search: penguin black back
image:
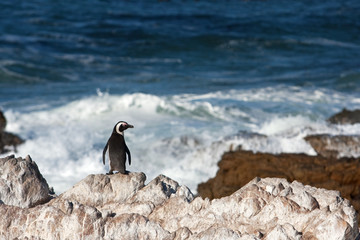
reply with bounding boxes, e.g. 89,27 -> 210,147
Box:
102,121 -> 134,174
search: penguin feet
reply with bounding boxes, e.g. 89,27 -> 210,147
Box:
106,171 -> 114,175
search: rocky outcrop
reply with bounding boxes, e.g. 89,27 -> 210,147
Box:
303,109 -> 360,159
0,155 -> 52,208
305,134 -> 360,158
197,150 -> 360,224
328,108 -> 360,125
1,155 -> 359,239
0,110 -> 6,131
0,110 -> 24,153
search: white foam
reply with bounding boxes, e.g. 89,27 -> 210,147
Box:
258,115 -> 313,136
2,87 -> 360,194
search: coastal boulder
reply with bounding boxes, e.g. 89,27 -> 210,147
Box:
152,177 -> 359,239
328,108 -> 360,125
0,155 -> 52,208
0,155 -> 359,239
59,172 -> 147,207
197,149 -> 360,224
305,134 -> 360,158
0,110 -> 24,153
0,110 -> 6,131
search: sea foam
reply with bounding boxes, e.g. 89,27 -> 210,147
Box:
2,87 -> 360,193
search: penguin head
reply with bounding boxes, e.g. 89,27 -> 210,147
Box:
113,121 -> 134,135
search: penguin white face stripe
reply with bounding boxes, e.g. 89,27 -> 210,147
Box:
116,122 -> 125,135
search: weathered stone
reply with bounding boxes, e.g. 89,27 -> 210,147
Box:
305,134 -> 360,158
0,110 -> 6,132
0,110 -> 24,153
151,177 -> 358,240
0,155 -> 52,208
60,172 -> 146,207
197,149 -> 360,224
103,213 -> 173,239
328,108 -> 360,125
0,200 -> 105,239
130,174 -> 194,206
0,155 -> 359,239
0,131 -> 24,153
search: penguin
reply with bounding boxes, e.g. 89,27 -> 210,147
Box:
103,121 -> 134,175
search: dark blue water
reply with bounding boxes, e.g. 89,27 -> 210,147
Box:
1,0 -> 359,105
1,0 -> 360,193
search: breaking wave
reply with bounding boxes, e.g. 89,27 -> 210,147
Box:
2,86 -> 360,193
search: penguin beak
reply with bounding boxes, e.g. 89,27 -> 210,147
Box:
127,124 -> 134,128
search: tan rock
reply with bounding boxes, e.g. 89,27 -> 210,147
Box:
59,172 -> 146,207
0,155 -> 359,239
197,149 -> 360,226
328,108 -> 360,125
0,155 -> 52,208
0,110 -> 24,153
305,134 -> 360,158
0,110 -> 6,132
152,177 -> 359,240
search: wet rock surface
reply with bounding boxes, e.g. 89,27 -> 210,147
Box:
304,108 -> 360,159
1,155 -> 358,239
0,110 -> 24,153
328,108 -> 360,125
305,134 -> 360,158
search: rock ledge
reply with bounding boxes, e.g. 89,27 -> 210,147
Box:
0,155 -> 359,239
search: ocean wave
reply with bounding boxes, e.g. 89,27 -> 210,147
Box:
2,87 -> 360,193
0,60 -> 45,83
300,37 -> 360,49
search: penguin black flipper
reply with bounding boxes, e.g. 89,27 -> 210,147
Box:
102,141 -> 109,165
125,144 -> 131,165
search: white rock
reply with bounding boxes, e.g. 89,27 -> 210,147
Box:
264,224 -> 302,240
59,172 -> 146,207
0,155 -> 51,208
0,155 -> 359,239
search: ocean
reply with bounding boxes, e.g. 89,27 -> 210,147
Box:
0,0 -> 359,194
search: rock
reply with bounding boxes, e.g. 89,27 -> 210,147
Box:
0,200 -> 105,239
305,134 -> 360,158
151,177 -> 358,239
0,110 -> 6,132
328,108 -> 360,125
0,155 -> 52,208
197,150 -> 360,224
0,110 -> 24,153
0,131 -> 24,152
0,155 -> 358,239
60,172 -> 146,207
